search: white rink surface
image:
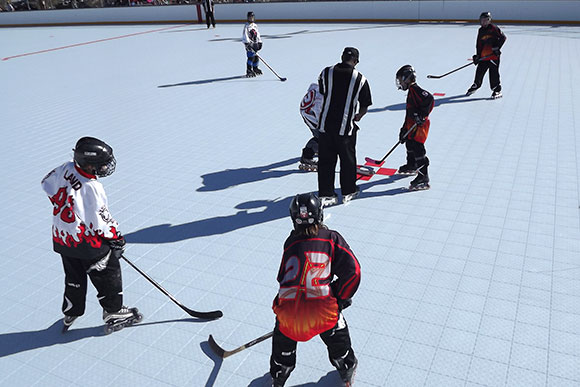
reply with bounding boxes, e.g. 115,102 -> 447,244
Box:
1,22 -> 579,387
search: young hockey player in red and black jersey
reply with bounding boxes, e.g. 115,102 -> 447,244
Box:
270,193 -> 361,387
396,65 -> 434,190
466,11 -> 507,99
41,137 -> 141,333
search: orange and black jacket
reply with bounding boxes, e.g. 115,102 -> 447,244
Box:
402,83 -> 434,144
477,23 -> 507,61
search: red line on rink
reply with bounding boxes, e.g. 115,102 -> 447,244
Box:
2,24 -> 186,61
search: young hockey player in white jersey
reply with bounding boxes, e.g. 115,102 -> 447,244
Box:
299,83 -> 323,171
41,137 -> 142,334
242,11 -> 263,77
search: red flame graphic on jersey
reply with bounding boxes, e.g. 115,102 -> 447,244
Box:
300,90 -> 316,113
52,224 -> 120,248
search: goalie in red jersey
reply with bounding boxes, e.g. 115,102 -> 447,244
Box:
270,193 -> 361,387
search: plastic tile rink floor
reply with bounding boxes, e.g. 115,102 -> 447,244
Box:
0,21 -> 579,387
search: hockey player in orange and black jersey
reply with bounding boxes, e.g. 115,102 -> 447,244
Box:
41,137 -> 141,333
396,65 -> 434,190
467,11 -> 507,99
270,193 -> 361,387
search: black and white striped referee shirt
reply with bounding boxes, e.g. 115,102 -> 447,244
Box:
317,63 -> 372,136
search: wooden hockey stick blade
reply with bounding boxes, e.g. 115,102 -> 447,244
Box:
208,331 -> 274,358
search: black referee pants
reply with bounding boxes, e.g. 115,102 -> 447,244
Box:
318,131 -> 357,197
60,251 -> 123,317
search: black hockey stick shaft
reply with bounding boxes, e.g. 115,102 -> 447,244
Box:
256,54 -> 287,82
208,331 -> 273,358
427,55 -> 493,79
121,255 -> 223,320
366,123 -> 418,165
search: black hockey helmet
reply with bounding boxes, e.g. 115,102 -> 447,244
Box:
247,11 -> 255,20
479,11 -> 492,20
73,136 -> 116,177
395,64 -> 416,91
289,193 -> 323,227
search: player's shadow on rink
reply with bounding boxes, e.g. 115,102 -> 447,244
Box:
158,75 -> 249,88
209,25 -> 400,43
125,173 -> 408,244
248,371 -> 343,386
357,173 -> 413,197
197,157 -> 301,192
369,93 -> 490,113
125,196 -> 291,243
0,320 -> 104,358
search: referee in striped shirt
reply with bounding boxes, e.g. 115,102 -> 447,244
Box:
317,47 -> 372,205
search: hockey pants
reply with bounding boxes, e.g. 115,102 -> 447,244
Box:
405,140 -> 429,176
473,58 -> 501,92
318,131 -> 357,197
60,250 -> 123,317
270,314 -> 357,382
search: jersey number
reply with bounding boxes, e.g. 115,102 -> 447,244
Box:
50,187 -> 76,223
280,251 -> 331,300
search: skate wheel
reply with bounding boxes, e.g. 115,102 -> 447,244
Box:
298,164 -> 305,170
104,325 -> 114,335
134,313 -> 143,323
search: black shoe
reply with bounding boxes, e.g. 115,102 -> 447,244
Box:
466,83 -> 479,96
491,90 -> 502,99
409,173 -> 430,190
339,357 -> 358,386
253,67 -> 263,75
398,164 -> 417,175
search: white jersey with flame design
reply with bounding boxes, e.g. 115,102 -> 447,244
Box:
41,161 -> 120,259
300,83 -> 323,131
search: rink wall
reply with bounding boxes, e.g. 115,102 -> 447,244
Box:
1,0 -> 579,27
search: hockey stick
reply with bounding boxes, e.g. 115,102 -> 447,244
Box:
208,331 -> 273,358
256,54 -> 287,82
427,55 -> 492,79
121,255 -> 223,320
365,123 -> 418,166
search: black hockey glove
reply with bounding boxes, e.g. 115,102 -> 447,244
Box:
399,127 -> 408,144
413,113 -> 425,125
492,47 -> 501,56
252,42 -> 262,52
108,236 -> 126,252
472,54 -> 480,64
337,297 -> 353,311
